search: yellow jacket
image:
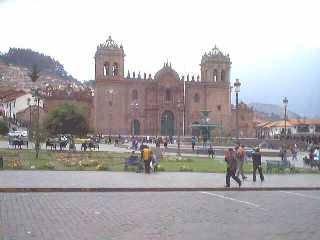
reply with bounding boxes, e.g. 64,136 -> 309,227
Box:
143,148 -> 151,161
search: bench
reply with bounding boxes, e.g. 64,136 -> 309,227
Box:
124,156 -> 144,172
266,160 -> 295,173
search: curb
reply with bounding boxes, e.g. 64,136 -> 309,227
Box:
1,187 -> 320,192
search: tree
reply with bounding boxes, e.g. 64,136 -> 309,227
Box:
0,120 -> 9,135
44,103 -> 89,136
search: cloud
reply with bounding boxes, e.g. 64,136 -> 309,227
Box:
0,0 -> 11,4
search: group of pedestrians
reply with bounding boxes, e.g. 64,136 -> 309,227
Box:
139,143 -> 160,174
224,144 -> 264,187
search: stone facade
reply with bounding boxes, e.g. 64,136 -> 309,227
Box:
231,102 -> 256,138
94,37 -> 233,136
16,105 -> 47,127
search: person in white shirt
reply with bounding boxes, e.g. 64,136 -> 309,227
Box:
314,147 -> 320,161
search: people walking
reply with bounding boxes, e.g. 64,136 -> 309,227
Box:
252,147 -> 264,182
191,136 -> 196,151
208,144 -> 215,159
280,145 -> 287,161
225,148 -> 241,187
291,144 -> 298,161
236,144 -> 247,180
163,139 -> 168,149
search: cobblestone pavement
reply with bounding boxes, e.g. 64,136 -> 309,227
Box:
1,191 -> 320,240
0,171 -> 320,189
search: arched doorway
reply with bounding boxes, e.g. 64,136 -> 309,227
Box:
192,121 -> 200,136
161,111 -> 174,136
131,119 -> 140,135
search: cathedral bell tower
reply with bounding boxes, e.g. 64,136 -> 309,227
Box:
200,45 -> 231,83
95,36 -> 125,81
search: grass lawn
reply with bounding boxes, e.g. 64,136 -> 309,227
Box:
0,135 -> 8,141
0,148 -> 318,174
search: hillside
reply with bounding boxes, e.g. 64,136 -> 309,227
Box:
0,48 -> 74,80
0,48 -> 84,90
249,103 -> 301,121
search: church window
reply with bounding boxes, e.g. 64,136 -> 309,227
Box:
103,62 -> 109,76
217,105 -> 221,111
194,93 -> 200,103
165,89 -> 171,101
112,63 -> 119,76
213,69 -> 217,82
221,70 -> 225,81
132,89 -> 138,100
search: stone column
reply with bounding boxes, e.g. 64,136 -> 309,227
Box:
217,69 -> 221,82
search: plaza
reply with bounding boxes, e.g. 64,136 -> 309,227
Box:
2,191 -> 320,240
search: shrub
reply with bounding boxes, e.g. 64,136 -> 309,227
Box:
96,163 -> 109,171
64,160 -> 78,167
80,160 -> 99,167
0,120 -> 9,135
37,162 -> 55,170
7,160 -> 23,169
179,165 -> 193,172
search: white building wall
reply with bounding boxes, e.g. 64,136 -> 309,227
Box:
3,93 -> 43,119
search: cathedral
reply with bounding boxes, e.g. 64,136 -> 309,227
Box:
94,36 -> 234,136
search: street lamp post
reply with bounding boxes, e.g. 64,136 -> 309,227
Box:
165,114 -> 168,137
106,89 -> 116,135
177,100 -> 183,157
8,102 -> 12,128
31,88 -> 42,159
283,97 -> 288,138
130,102 -> 139,135
234,79 -> 241,142
27,98 -> 32,129
282,97 -> 288,161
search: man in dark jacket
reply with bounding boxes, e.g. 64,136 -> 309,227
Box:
225,148 -> 241,187
252,147 -> 264,182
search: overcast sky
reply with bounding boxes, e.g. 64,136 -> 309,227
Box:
1,0 -> 320,116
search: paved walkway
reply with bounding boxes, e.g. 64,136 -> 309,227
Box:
2,191 -> 320,240
0,171 -> 319,189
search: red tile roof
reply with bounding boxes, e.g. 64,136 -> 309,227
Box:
256,119 -> 320,128
0,89 -> 27,102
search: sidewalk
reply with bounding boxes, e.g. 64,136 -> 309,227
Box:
0,171 -> 319,191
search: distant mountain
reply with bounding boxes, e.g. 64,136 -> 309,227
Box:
0,48 -> 84,90
83,80 -> 95,87
0,48 -> 74,80
235,48 -> 320,119
249,102 -> 301,121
